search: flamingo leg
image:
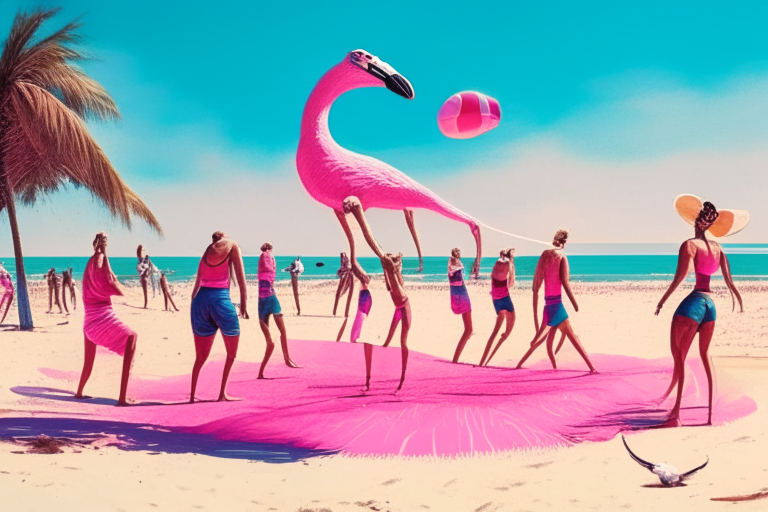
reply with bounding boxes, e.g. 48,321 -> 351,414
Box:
403,209 -> 424,272
334,209 -> 369,283
470,222 -> 482,279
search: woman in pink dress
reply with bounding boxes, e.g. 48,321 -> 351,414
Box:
0,263 -> 14,324
76,232 -> 137,405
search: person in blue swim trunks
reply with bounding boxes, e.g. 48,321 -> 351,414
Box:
189,231 -> 248,403
516,230 -> 596,372
479,248 -> 517,366
655,198 -> 745,427
257,242 -> 298,379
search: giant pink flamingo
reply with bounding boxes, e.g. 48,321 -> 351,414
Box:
296,49 -> 485,278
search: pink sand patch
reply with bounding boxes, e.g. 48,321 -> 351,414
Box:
34,340 -> 755,456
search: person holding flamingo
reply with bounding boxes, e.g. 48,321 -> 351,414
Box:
344,196 -> 411,391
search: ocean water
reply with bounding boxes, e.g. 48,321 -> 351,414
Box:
2,244 -> 766,284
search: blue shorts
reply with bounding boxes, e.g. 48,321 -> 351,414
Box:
492,295 -> 514,314
258,294 -> 282,322
674,291 -> 716,325
543,296 -> 568,327
191,287 -> 240,337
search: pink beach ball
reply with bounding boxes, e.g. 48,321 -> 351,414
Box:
437,91 -> 501,139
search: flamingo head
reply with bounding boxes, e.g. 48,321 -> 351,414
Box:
347,49 -> 415,100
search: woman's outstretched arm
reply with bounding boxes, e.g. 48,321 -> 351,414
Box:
231,243 -> 248,318
532,257 -> 544,330
509,255 -> 516,289
655,241 -> 693,315
560,256 -> 578,312
720,249 -> 743,313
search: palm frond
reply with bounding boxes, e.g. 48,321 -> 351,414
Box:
1,81 -> 161,234
0,8 -> 160,234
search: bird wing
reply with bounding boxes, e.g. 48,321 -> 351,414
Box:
622,435 -> 656,472
680,457 -> 709,480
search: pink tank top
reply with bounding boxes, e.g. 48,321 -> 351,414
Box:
258,251 -> 276,282
694,243 -> 720,292
199,249 -> 231,289
544,253 -> 563,297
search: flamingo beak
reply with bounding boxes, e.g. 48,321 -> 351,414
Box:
365,61 -> 414,99
385,73 -> 415,100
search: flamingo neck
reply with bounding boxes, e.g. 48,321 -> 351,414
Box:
299,63 -> 365,153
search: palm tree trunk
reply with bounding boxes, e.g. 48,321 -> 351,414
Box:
0,165 -> 33,330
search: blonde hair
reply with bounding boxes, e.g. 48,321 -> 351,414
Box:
553,229 -> 569,248
93,232 -> 107,249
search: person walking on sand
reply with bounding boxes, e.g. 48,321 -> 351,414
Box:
160,272 -> 179,312
479,248 -> 517,366
283,256 -> 305,315
136,245 -> 153,309
0,263 -> 14,324
45,268 -> 62,314
333,252 -> 353,316
448,248 -> 473,363
655,196 -> 746,427
257,242 -> 298,379
76,232 -> 138,406
189,231 -> 248,402
516,230 -> 596,372
61,268 -> 77,313
344,197 -> 411,391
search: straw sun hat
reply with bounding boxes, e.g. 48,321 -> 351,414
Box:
674,193 -> 750,238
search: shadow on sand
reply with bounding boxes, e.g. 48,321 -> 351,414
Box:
0,416 -> 336,463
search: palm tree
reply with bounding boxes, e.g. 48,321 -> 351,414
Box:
0,9 -> 162,330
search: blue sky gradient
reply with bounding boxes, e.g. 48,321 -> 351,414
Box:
1,1 -> 766,256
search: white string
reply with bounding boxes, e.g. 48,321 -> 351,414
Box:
477,221 -> 552,247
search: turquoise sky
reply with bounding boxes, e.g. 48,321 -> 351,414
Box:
1,1 -> 767,256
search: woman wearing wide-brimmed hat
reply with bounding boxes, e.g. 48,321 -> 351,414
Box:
655,194 -> 748,427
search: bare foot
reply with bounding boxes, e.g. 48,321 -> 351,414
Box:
74,393 -> 92,399
116,397 -> 137,407
284,360 -> 300,368
217,394 -> 242,402
257,374 -> 266,380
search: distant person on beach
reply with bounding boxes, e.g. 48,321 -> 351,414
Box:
283,256 -> 304,315
61,268 -> 76,313
0,263 -> 14,324
516,230 -> 596,372
448,247 -> 473,363
45,267 -> 62,314
344,197 -> 411,391
136,245 -> 152,308
333,252 -> 353,316
160,272 -> 179,312
479,248 -> 517,366
77,232 -> 137,406
189,231 -> 248,402
257,242 -> 298,379
655,201 -> 743,427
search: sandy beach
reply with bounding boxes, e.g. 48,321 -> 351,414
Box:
1,278 -> 767,511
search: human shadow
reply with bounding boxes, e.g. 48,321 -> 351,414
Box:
0,417 -> 335,463
10,386 -> 187,407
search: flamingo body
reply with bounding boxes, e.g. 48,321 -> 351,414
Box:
296,59 -> 477,228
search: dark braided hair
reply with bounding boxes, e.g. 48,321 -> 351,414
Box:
696,201 -> 719,230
